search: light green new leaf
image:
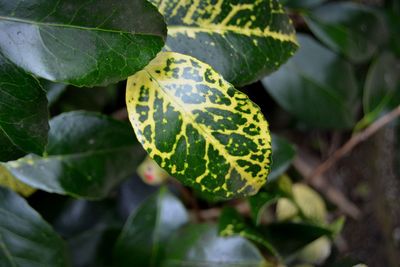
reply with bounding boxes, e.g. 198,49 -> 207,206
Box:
304,2 -> 387,63
249,175 -> 293,225
150,0 -> 298,86
126,52 -> 272,200
114,187 -> 189,267
0,0 -> 166,87
0,53 -> 49,162
0,187 -> 69,267
2,112 -> 146,199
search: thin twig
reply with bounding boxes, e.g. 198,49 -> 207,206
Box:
294,151 -> 362,219
311,105 -> 400,180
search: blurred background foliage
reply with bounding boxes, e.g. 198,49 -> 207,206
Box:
0,0 -> 399,266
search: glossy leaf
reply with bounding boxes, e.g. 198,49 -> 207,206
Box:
126,52 -> 272,199
2,111 -> 145,199
41,80 -> 68,106
359,52 -> 400,129
0,0 -> 166,87
0,53 -> 49,162
269,134 -> 296,181
249,175 -> 293,224
114,187 -> 189,267
150,0 -> 298,86
0,187 -> 69,267
304,2 -> 387,63
262,34 -> 358,129
162,224 -> 269,267
0,165 -> 35,197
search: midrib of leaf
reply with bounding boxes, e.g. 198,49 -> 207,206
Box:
144,69 -> 259,189
0,233 -> 17,267
0,123 -> 23,152
168,25 -> 297,43
0,16 -> 164,37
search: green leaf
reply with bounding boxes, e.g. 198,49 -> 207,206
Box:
149,0 -> 298,86
0,0 -> 166,87
114,187 -> 189,267
219,207 -> 281,259
269,134 -> 296,181
2,111 -> 145,199
126,52 -> 272,200
361,52 -> 400,126
281,0 -> 327,9
304,2 -> 387,63
162,224 -> 269,267
0,186 -> 69,267
262,34 -> 358,129
249,175 -> 293,224
0,53 -> 49,162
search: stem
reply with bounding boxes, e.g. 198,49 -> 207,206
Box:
311,105 -> 400,180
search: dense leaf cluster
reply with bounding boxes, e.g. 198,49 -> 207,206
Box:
0,0 -> 398,266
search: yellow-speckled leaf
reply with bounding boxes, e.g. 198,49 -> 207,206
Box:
0,165 -> 35,197
126,52 -> 271,199
150,0 -> 298,86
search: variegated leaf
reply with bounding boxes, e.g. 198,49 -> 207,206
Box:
149,0 -> 298,86
126,52 -> 271,199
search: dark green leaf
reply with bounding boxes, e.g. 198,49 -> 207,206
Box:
259,222 -> 333,259
387,8 -> 400,57
304,2 -> 387,63
69,226 -> 120,267
52,198 -> 123,267
270,134 -> 296,181
0,53 -> 48,161
281,0 -> 327,9
249,175 -> 293,225
2,111 -> 145,199
262,34 -> 358,129
114,187 -> 189,267
162,224 -> 269,267
0,186 -> 69,267
150,0 -> 298,86
0,0 -> 166,87
360,52 -> 400,127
